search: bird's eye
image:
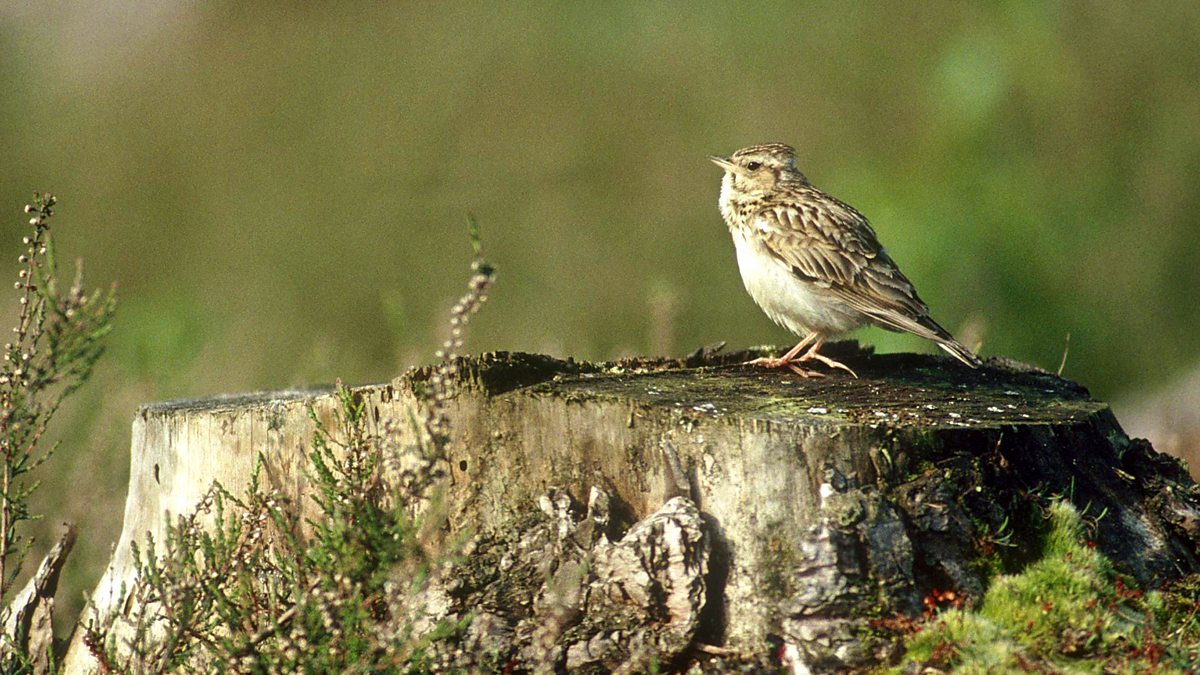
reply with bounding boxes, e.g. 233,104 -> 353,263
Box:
746,161 -> 762,170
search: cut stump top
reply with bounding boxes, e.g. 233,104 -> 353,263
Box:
512,345 -> 1098,430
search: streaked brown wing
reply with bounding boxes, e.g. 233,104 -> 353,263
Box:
752,191 -> 952,342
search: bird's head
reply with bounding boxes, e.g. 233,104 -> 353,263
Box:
709,143 -> 809,196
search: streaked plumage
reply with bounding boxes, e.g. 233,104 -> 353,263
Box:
710,143 -> 980,376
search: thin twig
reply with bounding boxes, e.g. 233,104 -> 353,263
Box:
1057,332 -> 1071,376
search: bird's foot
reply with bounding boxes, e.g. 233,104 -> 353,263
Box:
743,356 -> 825,378
743,334 -> 857,378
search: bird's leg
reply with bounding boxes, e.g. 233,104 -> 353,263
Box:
745,333 -> 818,367
778,334 -> 818,363
794,337 -> 859,379
745,333 -> 825,377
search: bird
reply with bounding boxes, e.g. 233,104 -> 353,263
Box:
709,143 -> 981,378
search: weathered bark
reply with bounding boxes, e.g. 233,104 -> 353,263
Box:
61,344 -> 1200,672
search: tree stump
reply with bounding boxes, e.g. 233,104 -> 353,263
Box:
62,344 -> 1200,672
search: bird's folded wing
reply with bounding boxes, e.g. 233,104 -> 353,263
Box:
753,198 -> 951,342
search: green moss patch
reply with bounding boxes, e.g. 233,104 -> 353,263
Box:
895,500 -> 1200,672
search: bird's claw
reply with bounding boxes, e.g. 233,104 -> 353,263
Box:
806,353 -> 858,379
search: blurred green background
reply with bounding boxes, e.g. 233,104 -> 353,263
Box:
2,1 -> 1199,631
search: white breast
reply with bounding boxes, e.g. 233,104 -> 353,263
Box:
730,227 -> 865,338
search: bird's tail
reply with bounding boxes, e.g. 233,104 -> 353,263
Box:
856,300 -> 984,369
935,337 -> 983,368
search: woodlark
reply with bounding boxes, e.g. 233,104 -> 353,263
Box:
710,143 -> 981,377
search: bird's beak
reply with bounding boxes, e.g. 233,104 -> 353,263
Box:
708,155 -> 737,172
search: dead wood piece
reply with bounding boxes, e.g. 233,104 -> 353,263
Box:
2,523 -> 76,673
576,495 -> 709,673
